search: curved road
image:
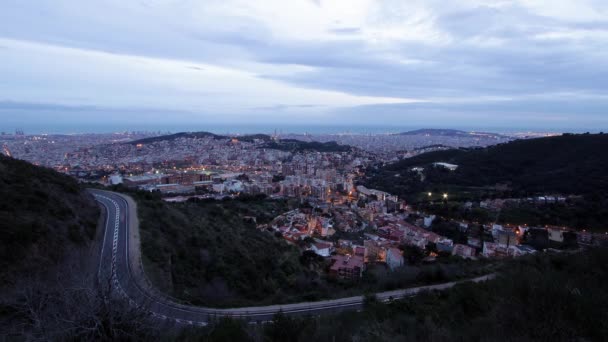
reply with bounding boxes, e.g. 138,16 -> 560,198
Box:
91,189 -> 494,325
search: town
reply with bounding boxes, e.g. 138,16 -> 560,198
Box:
2,129 -> 600,283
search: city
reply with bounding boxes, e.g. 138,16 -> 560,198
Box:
1,1 -> 608,341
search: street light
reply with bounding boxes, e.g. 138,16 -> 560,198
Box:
428,192 -> 432,197
443,193 -> 448,199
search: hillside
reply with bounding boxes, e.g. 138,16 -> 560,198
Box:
128,131 -> 353,153
135,192 -> 307,307
366,133 -> 608,198
0,155 -> 99,285
262,139 -> 353,153
128,131 -> 227,145
186,248 -> 608,341
396,128 -> 506,139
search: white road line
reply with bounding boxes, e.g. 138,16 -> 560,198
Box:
92,190 -> 494,325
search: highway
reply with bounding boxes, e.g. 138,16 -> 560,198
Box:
90,189 -> 494,325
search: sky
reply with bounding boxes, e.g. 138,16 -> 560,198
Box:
1,0 -> 607,133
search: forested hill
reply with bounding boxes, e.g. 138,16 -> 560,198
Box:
366,133 -> 608,198
262,139 -> 353,153
128,131 -> 227,145
0,155 -> 99,285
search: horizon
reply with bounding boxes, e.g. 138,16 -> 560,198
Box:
0,123 -> 598,136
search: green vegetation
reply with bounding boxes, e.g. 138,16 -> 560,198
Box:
365,134 -> 608,230
416,195 -> 608,231
235,134 -> 273,143
127,131 -> 353,153
128,131 -> 227,145
367,133 -> 608,198
135,192 -> 307,306
177,248 -> 608,341
262,139 -> 353,153
0,155 -> 99,285
133,191 -> 491,307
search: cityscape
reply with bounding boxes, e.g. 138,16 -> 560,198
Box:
1,0 -> 608,341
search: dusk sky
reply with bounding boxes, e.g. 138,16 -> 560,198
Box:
1,0 -> 607,132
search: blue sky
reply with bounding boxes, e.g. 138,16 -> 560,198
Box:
1,0 -> 607,132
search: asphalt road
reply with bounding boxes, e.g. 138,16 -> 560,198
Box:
90,189 -> 494,325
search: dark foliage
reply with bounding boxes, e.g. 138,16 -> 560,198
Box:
366,134 -> 608,230
0,155 -> 99,286
128,131 -> 227,145
369,134 -> 608,197
183,248 -> 608,342
135,193 -> 306,307
262,139 -> 352,153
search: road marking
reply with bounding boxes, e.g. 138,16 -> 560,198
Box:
92,191 -> 495,325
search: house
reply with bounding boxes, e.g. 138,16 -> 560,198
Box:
363,240 -> 386,262
329,255 -> 365,280
452,244 -> 476,258
433,162 -> 458,171
547,228 -> 564,243
353,245 -> 366,258
496,230 -> 518,247
386,248 -> 404,270
311,242 -> 333,257
378,226 -> 404,242
423,215 -> 436,228
482,242 -> 499,257
467,237 -> 482,249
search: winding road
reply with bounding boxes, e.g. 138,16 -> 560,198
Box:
91,189 -> 494,325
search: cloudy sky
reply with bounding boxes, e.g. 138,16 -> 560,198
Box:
1,0 -> 607,133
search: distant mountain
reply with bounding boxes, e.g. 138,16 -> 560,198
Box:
0,155 -> 99,285
127,131 -> 353,152
128,131 -> 227,145
396,128 -> 506,138
366,133 -> 608,197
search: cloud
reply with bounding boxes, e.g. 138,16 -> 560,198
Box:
0,0 -> 607,131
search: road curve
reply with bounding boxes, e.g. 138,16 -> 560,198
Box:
90,189 -> 495,325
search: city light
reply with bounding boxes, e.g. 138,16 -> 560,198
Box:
443,193 -> 448,199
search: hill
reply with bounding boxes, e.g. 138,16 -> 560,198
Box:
262,139 -> 353,153
395,128 -> 506,139
234,134 -> 273,143
128,131 -> 227,145
133,192 -> 307,307
184,248 -> 608,341
128,131 -> 353,153
0,155 -> 99,284
366,133 -> 608,198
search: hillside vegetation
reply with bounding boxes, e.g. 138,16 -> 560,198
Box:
132,190 -> 493,307
366,133 -> 608,199
262,139 -> 353,153
128,131 -> 227,145
171,248 -> 608,341
135,192 -> 307,307
0,155 -> 99,285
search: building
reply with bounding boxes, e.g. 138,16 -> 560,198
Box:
385,247 -> 404,270
497,230 -> 518,247
432,162 -> 458,171
452,244 -> 476,258
311,242 -> 333,257
329,255 -> 365,280
547,228 -> 564,243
